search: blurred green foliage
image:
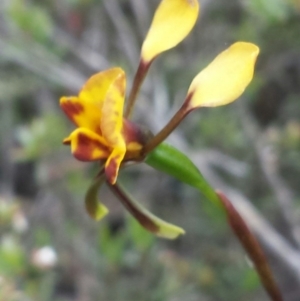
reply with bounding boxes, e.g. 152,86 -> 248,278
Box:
7,0 -> 54,42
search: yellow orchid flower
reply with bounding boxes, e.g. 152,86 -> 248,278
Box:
60,0 -> 260,239
61,0 -> 200,185
60,68 -> 147,185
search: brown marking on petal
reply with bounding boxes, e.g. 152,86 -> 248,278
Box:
63,137 -> 71,145
105,156 -> 118,183
187,0 -> 198,7
74,133 -> 109,161
122,119 -> 153,146
61,101 -> 84,119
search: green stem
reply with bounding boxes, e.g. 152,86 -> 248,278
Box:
125,60 -> 152,118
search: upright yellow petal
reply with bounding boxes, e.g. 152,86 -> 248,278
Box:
100,70 -> 127,184
141,0 -> 199,63
60,68 -> 125,133
187,42 -> 259,109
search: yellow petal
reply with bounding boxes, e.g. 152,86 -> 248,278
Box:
100,70 -> 127,184
60,68 -> 125,133
141,0 -> 199,63
105,148 -> 126,184
187,42 -> 259,109
67,127 -> 110,161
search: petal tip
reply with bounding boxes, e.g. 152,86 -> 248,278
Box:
157,224 -> 185,239
60,96 -> 84,118
85,176 -> 109,221
141,0 -> 200,62
63,136 -> 71,145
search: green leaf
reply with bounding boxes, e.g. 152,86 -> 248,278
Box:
7,0 -> 54,42
85,176 -> 109,221
145,143 -> 221,208
146,143 -> 283,300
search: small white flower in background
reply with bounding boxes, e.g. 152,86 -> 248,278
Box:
31,246 -> 58,270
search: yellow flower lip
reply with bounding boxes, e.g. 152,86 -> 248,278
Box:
186,42 -> 260,109
141,0 -> 200,63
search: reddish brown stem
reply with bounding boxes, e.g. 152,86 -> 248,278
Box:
107,182 -> 159,233
143,98 -> 192,155
125,60 -> 152,118
217,191 -> 284,301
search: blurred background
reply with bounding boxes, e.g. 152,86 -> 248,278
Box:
0,0 -> 300,300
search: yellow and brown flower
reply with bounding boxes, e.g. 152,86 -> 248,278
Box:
60,68 -> 149,184
60,0 -> 260,239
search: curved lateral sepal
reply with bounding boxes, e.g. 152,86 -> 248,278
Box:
85,175 -> 109,221
108,182 -> 185,239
